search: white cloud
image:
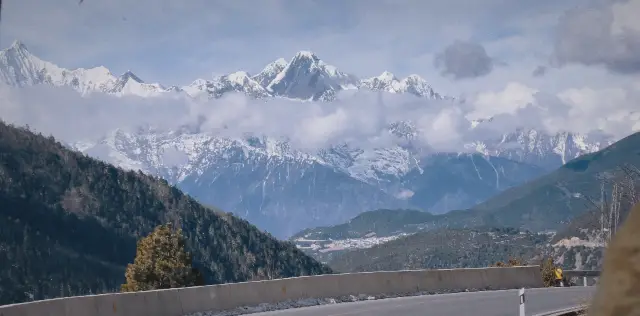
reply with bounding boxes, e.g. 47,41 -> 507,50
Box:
555,86 -> 639,138
470,83 -> 539,119
465,81 -> 640,141
552,0 -> 640,74
1,80 -> 639,156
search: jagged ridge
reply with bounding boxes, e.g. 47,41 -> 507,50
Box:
0,41 -> 445,100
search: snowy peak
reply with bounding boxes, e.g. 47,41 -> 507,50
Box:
292,50 -> 319,61
182,70 -> 269,99
361,71 -> 399,91
464,126 -> 609,168
252,58 -> 287,87
0,41 -> 172,97
2,40 -> 31,59
0,41 -> 119,93
266,51 -> 359,101
378,71 -> 398,82
227,71 -> 252,85
400,74 -> 442,99
0,40 -> 51,87
120,70 -> 144,83
273,58 -> 288,68
0,40 -> 449,101
110,70 -> 170,97
9,40 -> 29,54
361,72 -> 442,99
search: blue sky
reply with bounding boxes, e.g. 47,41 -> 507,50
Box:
2,0 -> 640,147
3,0 -> 628,90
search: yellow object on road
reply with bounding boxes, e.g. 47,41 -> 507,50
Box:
554,267 -> 563,280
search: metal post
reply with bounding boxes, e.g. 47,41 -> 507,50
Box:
583,276 -> 588,287
519,288 -> 525,316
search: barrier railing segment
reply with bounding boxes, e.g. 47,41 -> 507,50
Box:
564,270 -> 601,287
0,266 -> 543,316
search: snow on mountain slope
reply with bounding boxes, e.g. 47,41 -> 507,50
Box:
68,119 -> 573,235
0,41 -> 450,102
2,40 -> 618,237
360,72 -> 443,99
70,128 -> 407,237
0,41 -> 173,97
467,128 -> 611,171
266,51 -> 360,101
182,71 -> 271,99
252,58 -> 288,87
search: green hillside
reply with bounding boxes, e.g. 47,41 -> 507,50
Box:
292,129 -> 640,241
465,131 -> 640,231
0,121 -> 331,305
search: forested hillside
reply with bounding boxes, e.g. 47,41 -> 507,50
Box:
467,131 -> 640,231
291,209 -> 437,240
328,227 -> 549,272
0,121 -> 331,305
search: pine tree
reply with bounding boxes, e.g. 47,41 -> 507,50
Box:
121,223 -> 204,292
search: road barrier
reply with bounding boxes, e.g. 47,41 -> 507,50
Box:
563,270 -> 601,287
0,266 -> 543,316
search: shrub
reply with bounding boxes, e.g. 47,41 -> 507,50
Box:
540,257 -> 557,287
492,257 -> 526,267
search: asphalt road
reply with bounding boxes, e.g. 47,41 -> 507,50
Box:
250,287 -> 596,316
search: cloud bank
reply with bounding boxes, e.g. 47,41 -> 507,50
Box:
1,82 -> 639,155
553,0 -> 640,74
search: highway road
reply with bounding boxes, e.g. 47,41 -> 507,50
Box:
250,287 -> 596,316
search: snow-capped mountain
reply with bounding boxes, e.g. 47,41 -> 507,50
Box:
0,40 -> 619,238
75,127 -> 408,236
252,58 -> 288,87
182,71 -> 271,100
361,71 -> 443,99
266,51 -> 360,101
467,128 -> 611,170
0,41 -> 174,97
0,41 -> 443,101
66,122 -> 606,237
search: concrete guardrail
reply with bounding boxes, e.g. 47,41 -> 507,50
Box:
564,270 -> 600,287
563,270 -> 600,278
0,266 -> 543,316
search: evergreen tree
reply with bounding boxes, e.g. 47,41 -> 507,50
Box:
121,224 -> 204,292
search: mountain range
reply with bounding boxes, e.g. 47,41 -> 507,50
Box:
0,41 -> 441,101
291,132 -> 640,270
0,120 -> 330,305
0,40 -> 620,237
